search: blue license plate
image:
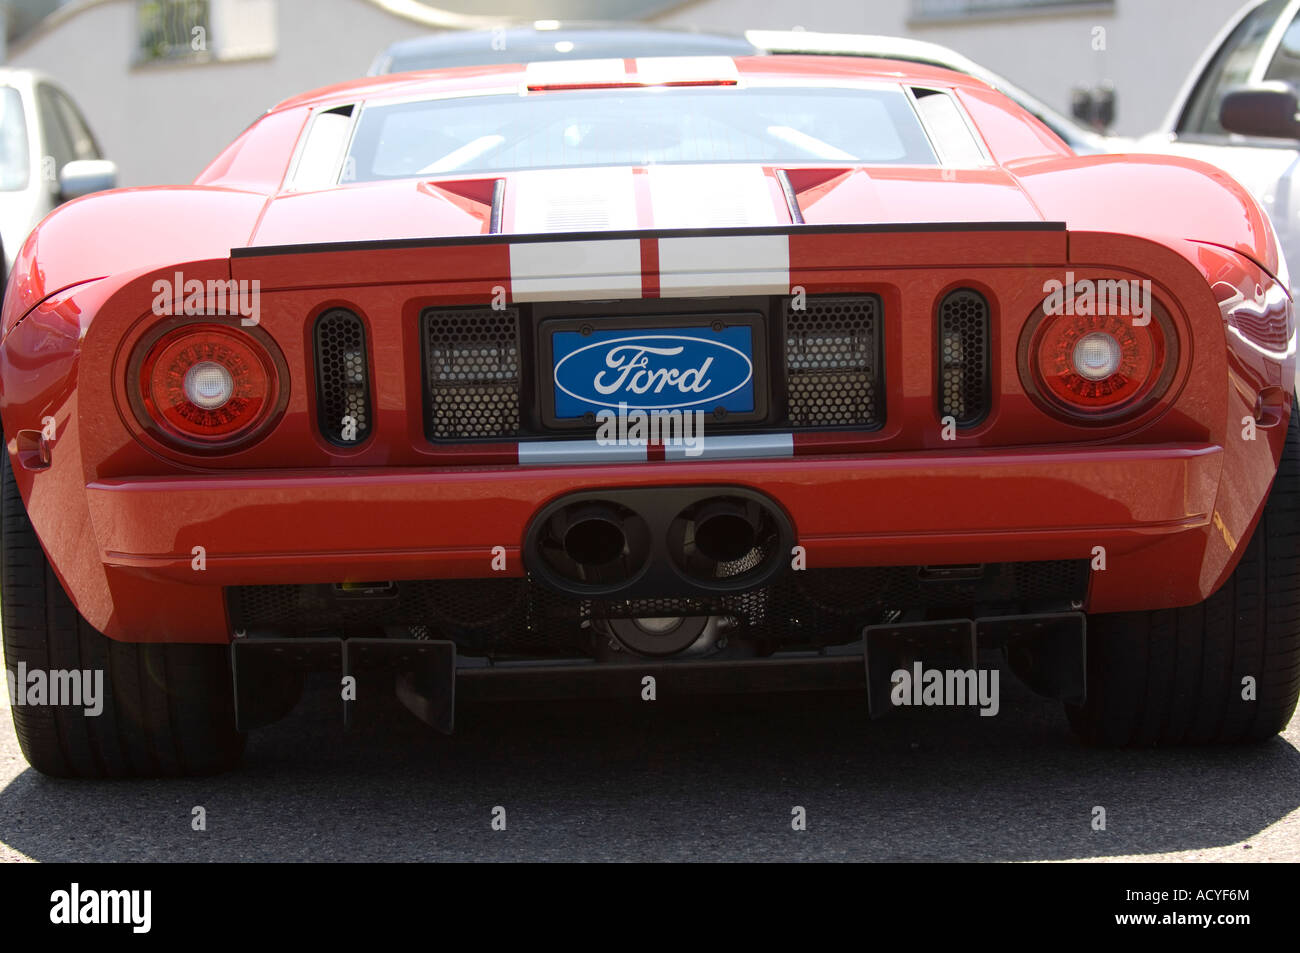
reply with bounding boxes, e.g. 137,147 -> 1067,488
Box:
550,325 -> 755,420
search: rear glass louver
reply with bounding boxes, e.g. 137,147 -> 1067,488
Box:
314,308 -> 371,446
938,289 -> 991,428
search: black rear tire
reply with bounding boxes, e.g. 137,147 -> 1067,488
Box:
1066,406 -> 1300,745
1,438 -> 244,777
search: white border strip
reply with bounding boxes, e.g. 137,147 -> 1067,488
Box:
664,433 -> 794,461
517,440 -> 648,466
517,433 -> 794,465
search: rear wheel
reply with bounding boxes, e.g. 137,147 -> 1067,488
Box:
1066,408 -> 1300,745
1,439 -> 244,777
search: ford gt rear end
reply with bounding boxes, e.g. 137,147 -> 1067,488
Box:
3,55 -> 1297,776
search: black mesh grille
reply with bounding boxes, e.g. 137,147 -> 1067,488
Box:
314,309 -> 370,445
938,289 -> 990,427
226,559 -> 1087,659
784,294 -> 882,429
423,306 -> 523,440
794,561 -> 1088,614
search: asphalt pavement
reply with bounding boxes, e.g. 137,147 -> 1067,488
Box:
1,667 -> 1297,862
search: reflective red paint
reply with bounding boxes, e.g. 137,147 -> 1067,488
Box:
0,56 -> 1292,644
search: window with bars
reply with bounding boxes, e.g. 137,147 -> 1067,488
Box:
135,0 -> 276,65
136,0 -> 211,62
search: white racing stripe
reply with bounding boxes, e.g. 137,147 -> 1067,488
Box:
524,58 -> 629,89
649,166 -> 781,229
511,168 -> 640,233
657,234 -> 790,297
633,56 -> 741,86
509,239 -> 643,302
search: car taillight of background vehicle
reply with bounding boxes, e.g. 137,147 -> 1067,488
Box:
134,322 -> 283,450
1018,298 -> 1177,423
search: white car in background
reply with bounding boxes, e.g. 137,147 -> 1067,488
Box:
1138,0 -> 1300,275
746,30 -> 1127,155
0,68 -> 116,284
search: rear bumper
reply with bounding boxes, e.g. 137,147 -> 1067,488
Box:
78,442 -> 1225,641
91,443 -> 1221,580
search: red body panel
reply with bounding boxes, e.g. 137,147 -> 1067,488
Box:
0,56 -> 1292,643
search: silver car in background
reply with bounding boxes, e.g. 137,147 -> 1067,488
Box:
1138,0 -> 1300,274
370,21 -> 759,74
745,30 -> 1125,155
0,68 -> 116,284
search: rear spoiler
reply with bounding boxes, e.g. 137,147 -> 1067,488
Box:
229,222 -> 1068,298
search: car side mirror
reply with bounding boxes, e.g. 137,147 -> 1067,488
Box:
1093,85 -> 1115,129
1070,83 -> 1116,131
1070,87 -> 1091,124
58,159 -> 118,201
1219,82 -> 1300,139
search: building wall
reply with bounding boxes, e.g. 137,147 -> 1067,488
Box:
7,0 -> 484,185
653,0 -> 1252,136
5,0 -> 1263,186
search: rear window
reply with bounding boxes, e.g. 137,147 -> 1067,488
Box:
339,85 -> 937,182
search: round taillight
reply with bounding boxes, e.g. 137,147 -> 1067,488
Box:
1071,331 -> 1122,380
184,361 -> 235,409
1021,301 -> 1176,422
136,323 -> 281,448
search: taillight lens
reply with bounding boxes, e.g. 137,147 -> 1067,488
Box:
1021,303 -> 1176,422
136,323 -> 281,448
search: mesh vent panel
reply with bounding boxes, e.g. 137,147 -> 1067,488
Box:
315,309 -> 370,445
424,306 -> 522,440
784,294 -> 882,429
938,289 -> 990,427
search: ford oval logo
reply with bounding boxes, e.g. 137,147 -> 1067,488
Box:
552,330 -> 755,414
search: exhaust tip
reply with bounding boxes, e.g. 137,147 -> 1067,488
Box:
535,500 -> 651,589
670,496 -> 779,584
563,515 -> 627,566
694,511 -> 758,563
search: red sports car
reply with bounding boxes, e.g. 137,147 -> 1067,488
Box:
3,55 -> 1297,777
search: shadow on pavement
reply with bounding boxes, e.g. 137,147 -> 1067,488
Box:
2,670 -> 1297,861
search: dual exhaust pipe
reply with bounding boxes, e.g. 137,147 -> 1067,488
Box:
526,486 -> 793,598
562,499 -> 760,566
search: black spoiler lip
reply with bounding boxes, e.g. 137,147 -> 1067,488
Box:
231,220 -> 1067,259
